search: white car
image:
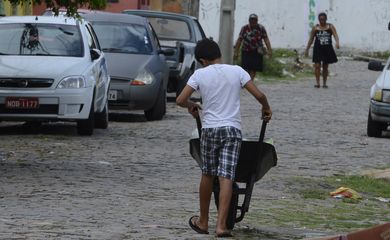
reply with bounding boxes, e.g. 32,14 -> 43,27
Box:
0,16 -> 110,135
367,60 -> 390,137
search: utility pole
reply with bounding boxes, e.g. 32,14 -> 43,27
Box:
218,0 -> 235,64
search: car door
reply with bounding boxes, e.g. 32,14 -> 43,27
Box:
85,23 -> 109,111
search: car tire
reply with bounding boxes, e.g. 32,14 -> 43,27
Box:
94,99 -> 108,129
145,87 -> 166,121
77,101 -> 95,136
367,110 -> 386,137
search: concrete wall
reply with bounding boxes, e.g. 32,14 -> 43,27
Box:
199,0 -> 390,51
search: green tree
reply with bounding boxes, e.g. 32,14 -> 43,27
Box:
5,0 -> 106,16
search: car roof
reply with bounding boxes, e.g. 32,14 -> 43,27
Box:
0,15 -> 80,25
122,9 -> 198,21
83,12 -> 147,25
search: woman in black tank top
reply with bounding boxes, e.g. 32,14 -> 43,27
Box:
305,12 -> 340,88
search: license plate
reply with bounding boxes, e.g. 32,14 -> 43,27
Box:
5,97 -> 39,109
108,90 -> 117,101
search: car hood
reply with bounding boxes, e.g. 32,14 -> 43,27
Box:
104,53 -> 155,79
0,56 -> 89,79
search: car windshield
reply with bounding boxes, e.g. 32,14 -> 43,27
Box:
147,17 -> 191,43
0,23 -> 83,57
92,22 -> 153,55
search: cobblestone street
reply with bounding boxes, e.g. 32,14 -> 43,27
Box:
0,58 -> 389,239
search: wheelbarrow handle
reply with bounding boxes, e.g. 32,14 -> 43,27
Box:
196,115 -> 202,139
258,120 -> 267,143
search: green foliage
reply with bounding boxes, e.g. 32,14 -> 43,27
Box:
6,0 -> 106,16
362,51 -> 390,60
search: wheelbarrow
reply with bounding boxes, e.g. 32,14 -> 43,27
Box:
189,116 -> 277,230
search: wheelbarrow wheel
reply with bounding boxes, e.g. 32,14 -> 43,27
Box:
213,181 -> 239,230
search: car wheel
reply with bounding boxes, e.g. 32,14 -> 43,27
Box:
94,99 -> 108,129
367,110 -> 386,137
145,87 -> 166,121
77,101 -> 95,136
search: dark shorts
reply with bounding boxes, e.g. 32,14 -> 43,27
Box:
200,126 -> 242,180
241,50 -> 264,72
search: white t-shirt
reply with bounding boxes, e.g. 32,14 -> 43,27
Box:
187,64 -> 251,130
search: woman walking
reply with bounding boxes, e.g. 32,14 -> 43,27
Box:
305,12 -> 339,88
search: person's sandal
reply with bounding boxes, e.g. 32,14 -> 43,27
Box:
314,85 -> 320,88
323,85 -> 328,88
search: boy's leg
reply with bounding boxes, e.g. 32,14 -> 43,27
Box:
215,176 -> 233,234
198,174 -> 214,231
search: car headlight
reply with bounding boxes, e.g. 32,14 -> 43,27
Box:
373,89 -> 382,101
57,76 -> 86,89
131,70 -> 154,86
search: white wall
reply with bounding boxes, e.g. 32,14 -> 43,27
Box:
199,0 -> 390,51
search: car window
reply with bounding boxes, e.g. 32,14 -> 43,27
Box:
85,23 -> 100,50
148,23 -> 160,49
194,20 -> 206,41
147,17 -> 191,42
0,23 -> 83,57
91,21 -> 153,55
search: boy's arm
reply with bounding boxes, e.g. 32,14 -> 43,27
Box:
244,80 -> 272,121
176,85 -> 201,117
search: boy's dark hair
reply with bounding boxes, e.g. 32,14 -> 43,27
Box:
195,38 -> 221,63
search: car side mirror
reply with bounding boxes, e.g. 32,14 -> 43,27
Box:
158,48 -> 175,56
90,49 -> 101,61
388,21 -> 390,30
368,60 -> 384,71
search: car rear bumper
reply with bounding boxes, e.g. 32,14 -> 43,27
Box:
0,87 -> 93,121
370,100 -> 390,123
108,79 -> 160,111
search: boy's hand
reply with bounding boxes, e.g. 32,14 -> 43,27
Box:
188,102 -> 202,118
262,107 -> 272,122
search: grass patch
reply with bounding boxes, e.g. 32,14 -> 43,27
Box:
326,175 -> 390,198
361,51 -> 390,60
246,175 -> 390,233
234,48 -> 314,82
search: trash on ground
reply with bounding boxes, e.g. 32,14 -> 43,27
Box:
330,187 -> 361,199
375,197 -> 390,203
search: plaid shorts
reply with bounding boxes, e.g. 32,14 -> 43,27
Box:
200,126 -> 242,180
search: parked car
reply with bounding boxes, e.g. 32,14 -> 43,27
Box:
0,16 -> 110,135
367,60 -> 390,137
83,12 -> 172,121
42,8 -> 94,16
123,10 -> 206,96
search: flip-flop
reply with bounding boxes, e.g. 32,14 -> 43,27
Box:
323,85 -> 328,88
216,231 -> 233,238
188,215 -> 209,234
314,85 -> 320,88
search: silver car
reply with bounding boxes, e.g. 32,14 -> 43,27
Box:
83,12 -> 172,121
367,60 -> 390,137
0,16 -> 110,135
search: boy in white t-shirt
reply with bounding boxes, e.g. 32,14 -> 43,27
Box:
176,38 -> 272,237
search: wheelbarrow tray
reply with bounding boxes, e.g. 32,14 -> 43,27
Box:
189,138 -> 277,183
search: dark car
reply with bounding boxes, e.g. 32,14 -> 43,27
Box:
123,10 -> 207,96
83,12 -> 172,121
